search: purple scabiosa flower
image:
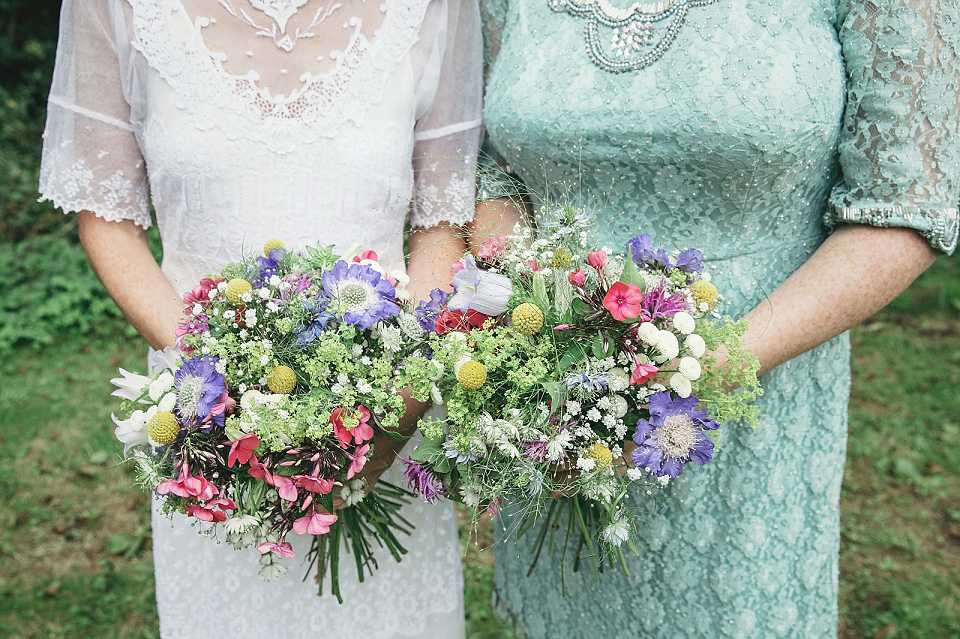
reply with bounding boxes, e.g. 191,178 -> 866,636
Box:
175,356 -> 227,427
448,255 -> 513,316
401,458 -> 447,503
415,288 -> 451,332
632,391 -> 719,478
294,298 -> 336,346
640,283 -> 690,320
673,248 -> 703,273
322,260 -> 399,329
627,234 -> 671,269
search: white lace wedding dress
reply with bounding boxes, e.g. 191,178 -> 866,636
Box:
39,1 -> 482,637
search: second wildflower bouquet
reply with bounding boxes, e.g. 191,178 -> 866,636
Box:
401,202 -> 761,584
111,240 -> 427,602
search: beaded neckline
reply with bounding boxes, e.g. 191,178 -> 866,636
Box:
548,0 -> 718,73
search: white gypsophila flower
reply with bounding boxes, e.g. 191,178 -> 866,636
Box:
223,310 -> 235,320
655,330 -> 680,363
337,372 -> 351,385
656,475 -> 671,487
672,311 -> 696,335
110,368 -> 153,402
597,396 -> 611,410
192,303 -> 203,316
576,456 -> 597,472
669,373 -> 693,398
608,368 -> 630,392
637,322 -> 659,346
586,408 -> 602,422
356,380 -> 373,394
266,301 -> 280,313
351,344 -> 364,357
565,400 -> 581,416
241,291 -> 253,303
547,430 -> 572,462
679,356 -> 702,381
602,414 -> 617,428
650,382 -> 667,393
379,325 -> 402,353
685,334 -> 706,358
698,301 -> 710,312
615,422 -> 628,439
269,275 -> 281,287
148,371 -> 175,402
258,287 -> 270,299
158,392 -> 176,413
626,467 -> 644,481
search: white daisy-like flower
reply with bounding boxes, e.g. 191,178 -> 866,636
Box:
148,371 -> 175,402
601,513 -> 630,547
685,334 -> 706,358
672,311 -> 696,335
378,325 -> 403,352
669,373 -> 693,398
678,356 -> 702,381
576,456 -> 597,472
460,482 -> 482,509
258,561 -> 288,581
608,368 -> 630,392
637,322 -> 659,345
547,430 -> 572,461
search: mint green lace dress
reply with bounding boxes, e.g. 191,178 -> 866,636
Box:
478,1 -> 959,637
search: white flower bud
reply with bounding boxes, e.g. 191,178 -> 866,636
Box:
685,334 -> 706,358
672,311 -> 695,335
669,373 -> 692,398
678,356 -> 702,381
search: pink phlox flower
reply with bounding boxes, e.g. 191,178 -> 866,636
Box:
294,475 -> 335,494
156,464 -> 218,501
603,282 -> 644,321
630,361 -> 659,386
293,510 -> 339,536
209,392 -> 236,420
258,540 -> 296,558
485,499 -> 501,515
227,433 -> 260,468
567,269 -> 586,287
346,443 -> 371,480
476,236 -> 509,259
185,497 -> 236,522
331,405 -> 374,447
268,474 -> 299,502
247,455 -> 274,483
587,251 -> 607,272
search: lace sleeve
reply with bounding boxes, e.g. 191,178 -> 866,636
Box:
409,0 -> 483,229
825,0 -> 960,255
39,0 -> 150,228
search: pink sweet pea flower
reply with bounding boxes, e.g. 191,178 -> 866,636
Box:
294,475 -> 335,494
567,269 -> 586,287
331,405 -> 374,447
603,282 -> 644,321
630,361 -> 659,385
450,259 -> 466,277
185,497 -> 236,522
352,250 -> 379,263
268,474 -> 299,502
247,455 -> 273,483
293,510 -> 339,536
157,464 -> 219,501
209,392 -> 237,421
228,433 -> 260,468
346,443 -> 371,480
183,277 -> 225,307
588,251 -> 607,272
476,236 -> 509,260
258,540 -> 296,558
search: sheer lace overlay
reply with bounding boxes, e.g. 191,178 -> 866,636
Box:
478,1 -> 959,638
39,1 -> 482,636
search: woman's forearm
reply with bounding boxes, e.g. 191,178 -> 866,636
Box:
78,211 -> 182,350
740,225 -> 937,375
406,221 -> 468,305
468,196 -> 528,252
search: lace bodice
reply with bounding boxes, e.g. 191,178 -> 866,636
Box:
477,1 -> 959,638
38,1 -> 482,637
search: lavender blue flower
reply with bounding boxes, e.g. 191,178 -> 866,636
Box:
401,458 -> 448,502
443,440 -> 477,464
565,371 -> 609,396
322,260 -> 399,329
415,288 -> 451,331
448,255 -> 513,316
294,298 -> 336,346
631,391 -> 719,478
673,248 -> 704,273
627,234 -> 671,269
174,356 -> 227,430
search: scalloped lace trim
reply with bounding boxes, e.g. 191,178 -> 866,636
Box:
127,0 -> 430,154
38,158 -> 152,228
411,171 -> 475,228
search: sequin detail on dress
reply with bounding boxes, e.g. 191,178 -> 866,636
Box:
547,0 -> 718,72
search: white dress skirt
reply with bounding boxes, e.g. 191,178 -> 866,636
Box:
39,0 -> 483,636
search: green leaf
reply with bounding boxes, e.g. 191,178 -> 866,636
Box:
434,457 -> 453,474
572,298 -> 591,315
591,333 -> 609,359
410,435 -> 445,465
619,256 -> 646,290
541,381 -> 565,408
532,272 -> 549,310
558,343 -> 588,373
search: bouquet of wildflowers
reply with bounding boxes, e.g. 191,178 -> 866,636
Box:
400,202 -> 761,585
110,240 -> 429,601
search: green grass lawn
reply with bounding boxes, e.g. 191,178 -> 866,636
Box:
0,257 -> 957,638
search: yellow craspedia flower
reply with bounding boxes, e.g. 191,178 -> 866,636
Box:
550,248 -> 572,269
225,278 -> 252,305
267,365 -> 297,394
147,411 -> 180,445
585,442 -> 614,468
512,302 -> 544,336
457,361 -> 487,390
689,279 -> 719,311
263,239 -> 285,256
